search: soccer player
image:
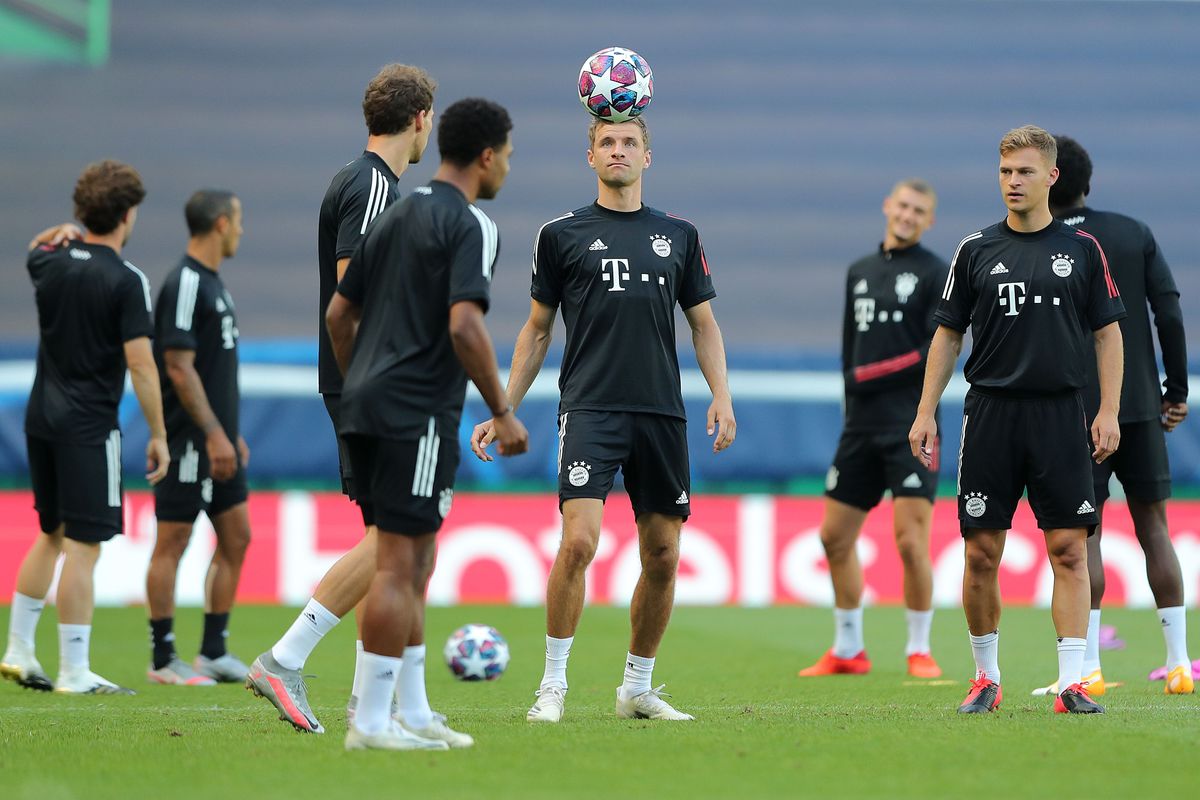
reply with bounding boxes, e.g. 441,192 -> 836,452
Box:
328,97 -> 527,751
909,126 -> 1125,714
0,161 -> 169,695
799,179 -> 947,680
246,64 -> 453,737
145,190 -> 252,686
470,116 -> 737,723
1030,135 -> 1194,696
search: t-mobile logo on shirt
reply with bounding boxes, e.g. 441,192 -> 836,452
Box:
997,282 -> 1026,317
601,258 -> 631,292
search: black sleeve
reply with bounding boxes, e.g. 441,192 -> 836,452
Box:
448,212 -> 493,312
336,237 -> 369,306
840,270 -> 854,376
118,269 -> 154,343
1081,235 -> 1126,330
530,223 -> 563,306
334,179 -> 375,260
155,270 -> 198,351
932,244 -> 972,332
677,226 -> 717,310
1143,226 -> 1188,402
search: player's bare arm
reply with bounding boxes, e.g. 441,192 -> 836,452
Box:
336,256 -> 351,282
909,325 -> 962,466
124,336 -> 170,485
1092,321 -> 1123,463
684,300 -> 736,453
450,300 -> 528,457
28,222 -> 84,250
163,347 -> 237,481
325,292 -> 361,377
470,299 -> 556,461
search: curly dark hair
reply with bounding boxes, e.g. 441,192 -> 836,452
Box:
362,64 -> 436,136
437,98 -> 513,167
72,160 -> 146,235
1049,134 -> 1093,207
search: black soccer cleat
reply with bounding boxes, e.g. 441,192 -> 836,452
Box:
1054,683 -> 1105,714
957,673 -> 1002,714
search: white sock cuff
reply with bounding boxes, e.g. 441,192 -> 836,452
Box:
969,630 -> 999,645
1057,637 -> 1087,650
13,591 -> 46,605
546,635 -> 573,658
305,598 -> 340,628
1158,605 -> 1186,621
626,652 -> 655,669
403,644 -> 427,659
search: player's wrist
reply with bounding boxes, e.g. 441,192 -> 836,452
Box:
491,403 -> 513,419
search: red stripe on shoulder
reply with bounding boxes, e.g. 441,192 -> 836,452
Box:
666,212 -> 710,275
1074,229 -> 1119,298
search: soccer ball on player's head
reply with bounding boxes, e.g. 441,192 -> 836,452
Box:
577,46 -> 653,122
444,624 -> 510,681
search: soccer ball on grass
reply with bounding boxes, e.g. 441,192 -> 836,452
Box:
444,624 -> 510,681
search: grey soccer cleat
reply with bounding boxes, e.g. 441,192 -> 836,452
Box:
615,684 -> 694,720
147,656 -> 217,686
345,720 -> 449,752
245,651 -> 324,733
55,669 -> 136,695
194,652 -> 250,683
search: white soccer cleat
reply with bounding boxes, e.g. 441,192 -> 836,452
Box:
1031,679 -> 1059,697
345,720 -> 450,752
55,669 -> 135,695
147,656 -> 217,686
193,653 -> 250,683
400,713 -> 474,748
615,684 -> 694,721
1,640 -> 53,691
1032,669 -> 1106,697
526,685 -> 567,723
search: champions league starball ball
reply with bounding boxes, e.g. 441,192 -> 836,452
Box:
444,624 -> 510,681
577,46 -> 653,122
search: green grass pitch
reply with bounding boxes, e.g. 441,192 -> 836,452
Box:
1,604 -> 1197,799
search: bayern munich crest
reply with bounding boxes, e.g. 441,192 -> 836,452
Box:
438,488 -> 454,519
1051,253 -> 1074,277
895,272 -> 918,304
568,461 -> 592,487
964,491 -> 988,518
651,234 -> 672,258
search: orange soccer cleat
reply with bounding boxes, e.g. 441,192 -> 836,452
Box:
907,652 -> 943,679
798,649 -> 871,677
1164,665 -> 1195,695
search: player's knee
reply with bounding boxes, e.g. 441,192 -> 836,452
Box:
1047,538 -> 1087,572
894,532 -> 926,567
819,526 -> 855,561
556,533 -> 599,572
963,542 -> 1000,575
641,543 -> 679,583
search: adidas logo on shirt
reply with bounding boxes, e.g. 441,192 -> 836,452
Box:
901,473 -> 923,489
676,491 -> 689,505
990,262 -> 1009,275
588,239 -> 608,251
1077,501 -> 1095,514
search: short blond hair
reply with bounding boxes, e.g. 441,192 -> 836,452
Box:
890,178 -> 937,208
999,125 -> 1057,165
587,116 -> 650,148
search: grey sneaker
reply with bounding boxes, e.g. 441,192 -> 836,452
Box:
526,685 -> 567,723
400,713 -> 474,748
1,640 -> 54,691
194,653 -> 250,683
148,656 -> 217,686
245,651 -> 324,733
55,669 -> 136,695
615,684 -> 694,720
345,693 -> 399,728
345,720 -> 449,752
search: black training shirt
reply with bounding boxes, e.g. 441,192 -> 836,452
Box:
317,151 -> 400,395
337,180 -> 496,440
25,241 -> 154,443
154,255 -> 241,441
840,243 -> 947,433
531,203 -> 716,421
1057,207 -> 1187,422
935,219 -> 1126,394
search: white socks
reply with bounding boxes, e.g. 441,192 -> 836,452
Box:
398,644 -> 433,729
8,592 -> 45,649
832,607 -> 864,658
621,652 -> 654,699
969,630 -> 1000,683
1057,637 -> 1086,690
1159,606 -> 1191,669
905,609 -> 934,656
271,598 -> 339,671
1083,609 -> 1102,674
351,639 -> 366,705
540,635 -> 573,689
355,652 -> 401,735
59,623 -> 90,673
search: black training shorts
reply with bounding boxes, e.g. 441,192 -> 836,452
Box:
825,430 -> 939,511
153,434 -> 249,523
1093,418 -> 1171,505
343,422 -> 459,534
27,432 -> 123,542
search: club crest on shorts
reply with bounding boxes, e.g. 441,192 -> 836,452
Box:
964,491 -> 988,518
1051,253 -> 1074,277
650,234 -> 671,258
825,466 -> 839,492
201,478 -> 213,504
568,461 -> 592,487
895,272 -> 918,304
438,488 -> 454,519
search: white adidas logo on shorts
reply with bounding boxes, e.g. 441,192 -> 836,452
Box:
1077,501 -> 1095,514
676,491 -> 689,505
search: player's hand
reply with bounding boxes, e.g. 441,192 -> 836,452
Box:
145,436 -> 170,485
29,222 -> 83,250
707,394 -> 736,453
1091,409 -> 1120,463
206,428 -> 238,481
491,412 -> 529,457
470,418 -> 497,462
1162,400 -> 1188,432
237,435 -> 251,468
908,413 -> 938,468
